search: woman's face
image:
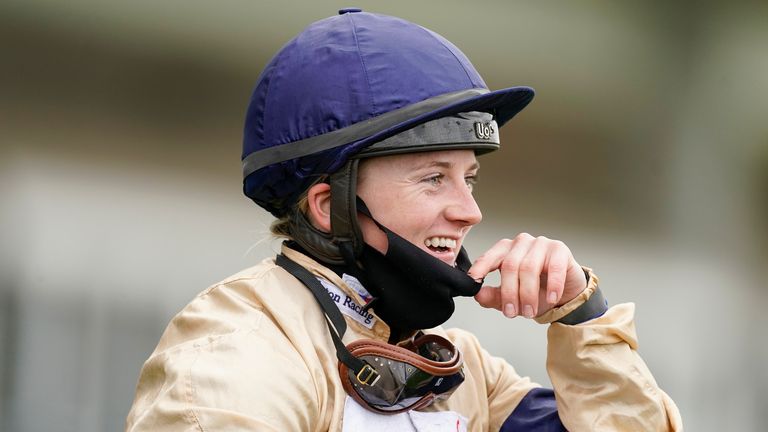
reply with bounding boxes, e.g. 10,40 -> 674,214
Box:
356,149 -> 482,266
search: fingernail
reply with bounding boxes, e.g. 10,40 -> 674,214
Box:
548,291 -> 557,305
503,304 -> 516,318
523,305 -> 534,318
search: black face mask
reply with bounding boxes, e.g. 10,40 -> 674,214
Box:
350,204 -> 483,331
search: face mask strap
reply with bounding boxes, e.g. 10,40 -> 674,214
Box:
356,196 -> 479,275
275,254 -> 380,386
354,197 -> 384,231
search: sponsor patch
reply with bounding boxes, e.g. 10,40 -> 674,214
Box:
342,273 -> 373,304
473,121 -> 495,140
318,277 -> 376,329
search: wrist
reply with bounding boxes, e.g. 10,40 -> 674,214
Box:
535,267 -> 607,325
554,267 -> 590,307
556,284 -> 607,325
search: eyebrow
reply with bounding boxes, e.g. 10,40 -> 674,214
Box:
414,160 -> 480,171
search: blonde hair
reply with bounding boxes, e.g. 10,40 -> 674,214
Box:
269,195 -> 309,239
268,176 -> 328,239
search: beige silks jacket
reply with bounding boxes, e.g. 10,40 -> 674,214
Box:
126,245 -> 683,431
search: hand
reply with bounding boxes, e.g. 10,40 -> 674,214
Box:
467,233 -> 587,319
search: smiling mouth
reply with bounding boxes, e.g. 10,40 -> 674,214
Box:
424,237 -> 457,254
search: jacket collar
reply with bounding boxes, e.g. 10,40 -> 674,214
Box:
281,244 -> 392,342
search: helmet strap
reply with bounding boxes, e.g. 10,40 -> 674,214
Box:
329,159 -> 365,266
289,210 -> 345,265
287,159 -> 366,266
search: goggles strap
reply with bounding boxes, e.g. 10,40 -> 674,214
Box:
275,254 -> 375,383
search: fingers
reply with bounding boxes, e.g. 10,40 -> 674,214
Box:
467,238 -> 517,281
474,285 -> 501,310
470,233 -> 577,320
500,234 -> 537,317
544,241 -> 570,306
516,236 -> 550,318
469,234 -> 536,318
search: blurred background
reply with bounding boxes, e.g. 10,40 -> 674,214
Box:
1,0 -> 766,430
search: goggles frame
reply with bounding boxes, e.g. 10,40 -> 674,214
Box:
339,332 -> 465,414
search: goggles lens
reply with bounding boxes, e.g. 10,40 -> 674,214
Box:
341,334 -> 465,413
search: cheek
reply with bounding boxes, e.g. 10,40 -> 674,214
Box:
368,208 -> 436,249
358,217 -> 389,254
357,182 -> 439,250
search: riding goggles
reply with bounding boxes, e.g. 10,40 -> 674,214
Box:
275,254 -> 466,414
339,332 -> 465,414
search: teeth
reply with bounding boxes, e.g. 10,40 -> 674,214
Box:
425,237 -> 457,249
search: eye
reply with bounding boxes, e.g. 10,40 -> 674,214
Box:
465,174 -> 478,191
424,174 -> 444,187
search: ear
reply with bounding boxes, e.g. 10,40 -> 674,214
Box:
306,182 -> 332,233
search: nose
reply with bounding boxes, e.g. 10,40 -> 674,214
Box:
445,181 -> 483,227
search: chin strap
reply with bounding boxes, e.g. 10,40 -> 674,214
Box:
287,158 -> 365,266
329,159 -> 365,267
289,210 -> 345,265
275,254 -> 380,386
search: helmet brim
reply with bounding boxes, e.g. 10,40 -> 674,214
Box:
330,85 -> 533,167
354,86 -> 532,159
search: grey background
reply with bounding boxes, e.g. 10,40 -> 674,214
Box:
2,1 -> 767,431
